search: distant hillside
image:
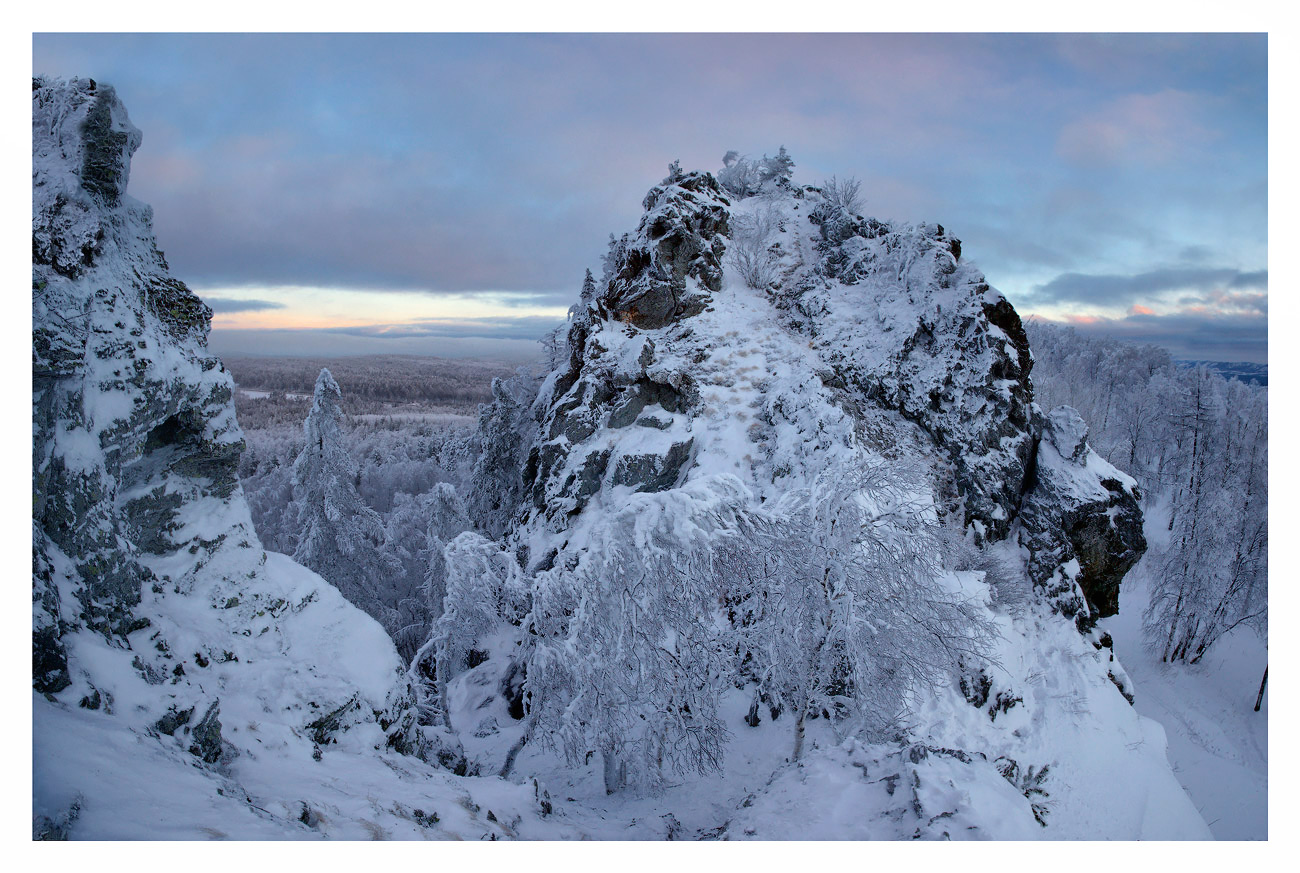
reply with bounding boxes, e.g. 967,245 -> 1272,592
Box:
1177,360 -> 1267,386
224,354 -> 520,406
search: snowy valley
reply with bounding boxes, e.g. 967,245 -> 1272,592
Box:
31,77 -> 1264,841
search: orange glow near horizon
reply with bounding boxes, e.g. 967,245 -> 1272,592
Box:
204,286 -> 571,331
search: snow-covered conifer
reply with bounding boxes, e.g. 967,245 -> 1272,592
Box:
465,375 -> 538,539
291,368 -> 401,628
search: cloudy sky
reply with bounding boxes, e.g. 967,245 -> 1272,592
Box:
33,33 -> 1267,362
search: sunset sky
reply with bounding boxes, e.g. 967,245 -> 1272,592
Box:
32,32 -> 1268,362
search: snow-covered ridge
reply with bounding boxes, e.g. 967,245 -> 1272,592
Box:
429,157 -> 1205,836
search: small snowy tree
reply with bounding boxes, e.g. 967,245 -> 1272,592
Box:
525,477 -> 748,791
760,146 -> 795,188
718,147 -> 795,199
821,175 -> 863,215
424,531 -> 530,727
291,368 -> 401,627
728,207 -> 782,290
721,458 -> 991,759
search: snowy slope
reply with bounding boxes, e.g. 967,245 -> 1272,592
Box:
1101,502 -> 1268,840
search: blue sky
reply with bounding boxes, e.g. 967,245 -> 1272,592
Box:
33,33 -> 1268,362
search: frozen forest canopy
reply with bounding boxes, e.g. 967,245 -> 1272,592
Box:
33,79 -> 1261,841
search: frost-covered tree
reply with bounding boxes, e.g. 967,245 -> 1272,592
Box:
718,147 -> 795,199
405,483 -> 473,700
422,531 -> 529,727
721,460 -> 992,759
291,368 -> 401,629
386,484 -> 471,663
761,146 -> 795,187
525,478 -> 749,792
728,207 -> 782,290
820,175 -> 863,215
465,375 -> 538,539
1144,368 -> 1267,664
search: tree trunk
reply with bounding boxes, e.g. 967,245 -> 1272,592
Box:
1254,665 -> 1268,712
499,731 -> 528,779
792,713 -> 805,762
602,749 -> 623,795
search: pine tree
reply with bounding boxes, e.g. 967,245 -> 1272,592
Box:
291,368 -> 401,629
465,376 -> 537,539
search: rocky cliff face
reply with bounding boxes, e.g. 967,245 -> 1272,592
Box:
507,163 -> 1143,630
1018,406 -> 1146,628
32,79 -> 552,840
33,76 -> 244,692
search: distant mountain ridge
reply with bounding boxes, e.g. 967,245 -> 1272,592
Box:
1177,360 -> 1267,386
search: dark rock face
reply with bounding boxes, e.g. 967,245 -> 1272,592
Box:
598,170 -> 730,329
188,700 -> 225,764
512,172 -> 727,534
1018,406 -> 1146,629
31,77 -> 246,688
610,439 -> 694,492
790,214 -> 1037,543
154,705 -> 195,736
78,82 -> 139,207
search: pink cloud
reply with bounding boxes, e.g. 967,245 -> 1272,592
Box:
1056,89 -> 1218,167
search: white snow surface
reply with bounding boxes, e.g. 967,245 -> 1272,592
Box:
1100,502 -> 1268,840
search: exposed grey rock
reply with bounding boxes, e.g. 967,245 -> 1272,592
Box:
188,700 -> 224,763
154,705 -> 195,736
610,439 -> 694,493
598,170 -> 730,329
306,695 -> 362,746
1046,406 -> 1089,462
635,414 -> 673,430
1018,406 -> 1146,628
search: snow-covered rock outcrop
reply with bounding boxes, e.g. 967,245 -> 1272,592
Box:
31,77 -> 559,840
514,163 -> 1143,628
451,158 -> 1199,838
